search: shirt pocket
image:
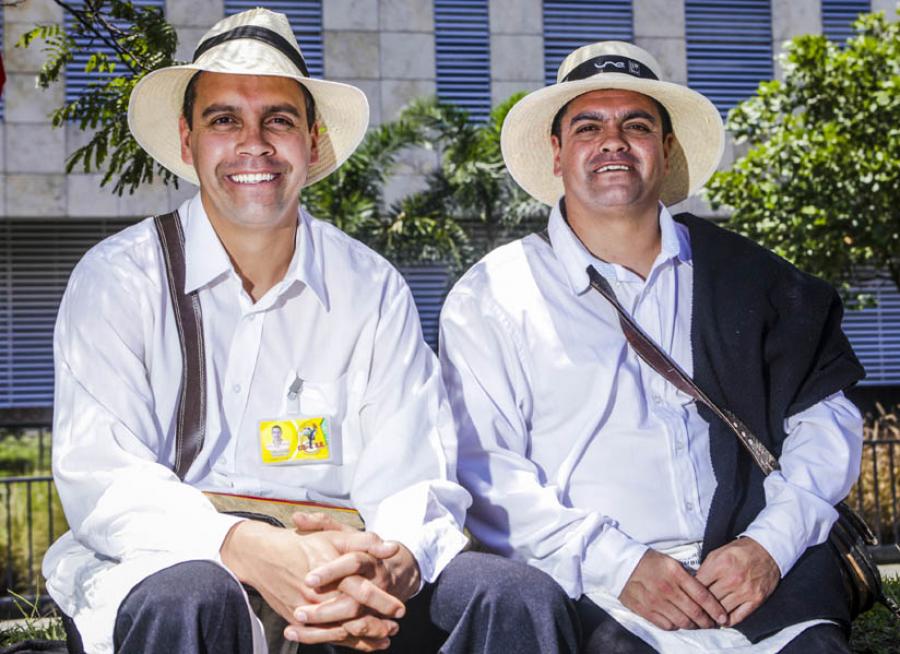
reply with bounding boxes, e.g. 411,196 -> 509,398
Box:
296,372 -> 365,467
298,376 -> 348,417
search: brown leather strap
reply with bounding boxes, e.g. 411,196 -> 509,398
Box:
536,228 -> 780,475
154,211 -> 206,480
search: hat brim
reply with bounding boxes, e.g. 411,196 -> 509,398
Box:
500,75 -> 724,206
128,64 -> 369,188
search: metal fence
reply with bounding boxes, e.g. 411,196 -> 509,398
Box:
0,428 -> 899,608
855,438 -> 900,561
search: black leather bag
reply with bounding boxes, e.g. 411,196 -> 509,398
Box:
830,501 -> 890,618
580,261 -> 900,621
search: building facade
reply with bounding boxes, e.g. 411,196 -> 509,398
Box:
1,0 -> 898,412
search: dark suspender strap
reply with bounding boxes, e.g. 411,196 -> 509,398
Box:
154,211 -> 206,480
535,228 -> 780,475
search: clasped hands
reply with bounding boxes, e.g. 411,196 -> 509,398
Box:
619,537 -> 780,632
221,513 -> 420,652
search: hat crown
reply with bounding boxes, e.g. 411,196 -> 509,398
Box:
556,41 -> 664,84
196,8 -> 305,64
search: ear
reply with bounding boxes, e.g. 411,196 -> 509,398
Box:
308,121 -> 320,165
662,132 -> 674,174
179,115 -> 194,166
551,134 -> 563,178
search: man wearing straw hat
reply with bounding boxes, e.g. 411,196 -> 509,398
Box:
42,8 -> 578,654
440,41 -> 865,653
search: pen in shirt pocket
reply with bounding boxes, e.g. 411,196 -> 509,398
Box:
281,372 -> 303,414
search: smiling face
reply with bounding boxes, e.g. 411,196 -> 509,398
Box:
551,89 -> 672,216
179,72 -> 319,233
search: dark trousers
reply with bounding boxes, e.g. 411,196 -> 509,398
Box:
576,596 -> 851,654
68,552 -> 578,653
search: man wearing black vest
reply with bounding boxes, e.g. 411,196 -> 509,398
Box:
42,8 -> 578,654
440,41 -> 865,653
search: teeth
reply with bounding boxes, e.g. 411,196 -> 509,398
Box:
230,173 -> 276,184
598,164 -> 631,172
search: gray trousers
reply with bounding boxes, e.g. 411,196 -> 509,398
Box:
105,552 -> 579,654
576,596 -> 851,654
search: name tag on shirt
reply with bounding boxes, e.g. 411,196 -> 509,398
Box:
259,417 -> 332,464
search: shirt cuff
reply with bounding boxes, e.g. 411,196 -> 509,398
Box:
739,473 -> 838,577
364,485 -> 469,585
199,509 -> 249,564
582,524 -> 649,598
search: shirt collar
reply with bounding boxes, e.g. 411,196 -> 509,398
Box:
546,199 -> 689,296
183,193 -> 232,294
288,207 -> 330,310
182,194 -> 329,310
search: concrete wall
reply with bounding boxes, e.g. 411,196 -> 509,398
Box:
2,0 -> 885,219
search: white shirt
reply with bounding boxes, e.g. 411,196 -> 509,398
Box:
440,202 -> 862,650
44,194 -> 470,653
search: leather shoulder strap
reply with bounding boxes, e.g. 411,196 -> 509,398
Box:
535,228 -> 780,476
154,211 -> 206,480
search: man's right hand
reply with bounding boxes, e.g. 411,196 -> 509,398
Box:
618,550 -> 729,631
219,519 -> 404,649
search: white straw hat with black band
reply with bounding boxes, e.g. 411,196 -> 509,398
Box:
500,41 -> 725,206
128,8 -> 369,187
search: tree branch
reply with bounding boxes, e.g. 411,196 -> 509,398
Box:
51,0 -> 147,75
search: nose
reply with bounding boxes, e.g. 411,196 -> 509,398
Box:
600,125 -> 628,152
237,123 -> 274,157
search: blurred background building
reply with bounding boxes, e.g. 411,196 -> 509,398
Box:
1,0 -> 898,420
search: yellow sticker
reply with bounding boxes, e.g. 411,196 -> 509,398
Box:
259,417 -> 331,464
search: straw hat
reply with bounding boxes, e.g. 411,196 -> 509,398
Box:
128,8 -> 369,187
501,41 -> 724,206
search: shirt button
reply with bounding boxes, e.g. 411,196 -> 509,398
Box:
686,502 -> 694,511
232,383 -> 242,394
248,314 -> 257,321
652,394 -> 663,405
674,442 -> 684,453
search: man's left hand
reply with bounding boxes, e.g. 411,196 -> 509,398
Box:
695,537 -> 780,627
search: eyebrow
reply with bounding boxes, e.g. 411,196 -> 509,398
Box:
200,103 -> 302,119
568,109 -> 658,127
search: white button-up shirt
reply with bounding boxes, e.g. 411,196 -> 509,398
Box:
440,202 -> 862,604
44,194 -> 470,653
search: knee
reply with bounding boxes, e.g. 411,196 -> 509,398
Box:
124,560 -> 244,617
463,553 -> 571,613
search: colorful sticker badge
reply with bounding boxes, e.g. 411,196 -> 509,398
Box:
259,417 -> 331,464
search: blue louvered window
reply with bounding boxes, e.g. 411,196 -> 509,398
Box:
434,0 -> 491,123
543,1 -> 633,85
822,0 -> 870,43
399,266 -> 449,349
844,280 -> 900,386
685,0 -> 773,117
0,220 -> 135,409
224,1 -> 323,77
64,0 -> 165,104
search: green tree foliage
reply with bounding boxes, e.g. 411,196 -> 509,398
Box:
304,95 -> 547,269
705,10 -> 900,302
399,94 -> 548,268
18,0 -> 179,195
301,98 -> 470,266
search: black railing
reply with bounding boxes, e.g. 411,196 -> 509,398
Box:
853,438 -> 900,560
0,475 -> 62,617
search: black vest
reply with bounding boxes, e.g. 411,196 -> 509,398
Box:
674,213 -> 865,640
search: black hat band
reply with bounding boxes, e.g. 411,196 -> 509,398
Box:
193,25 -> 309,78
562,55 -> 658,83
